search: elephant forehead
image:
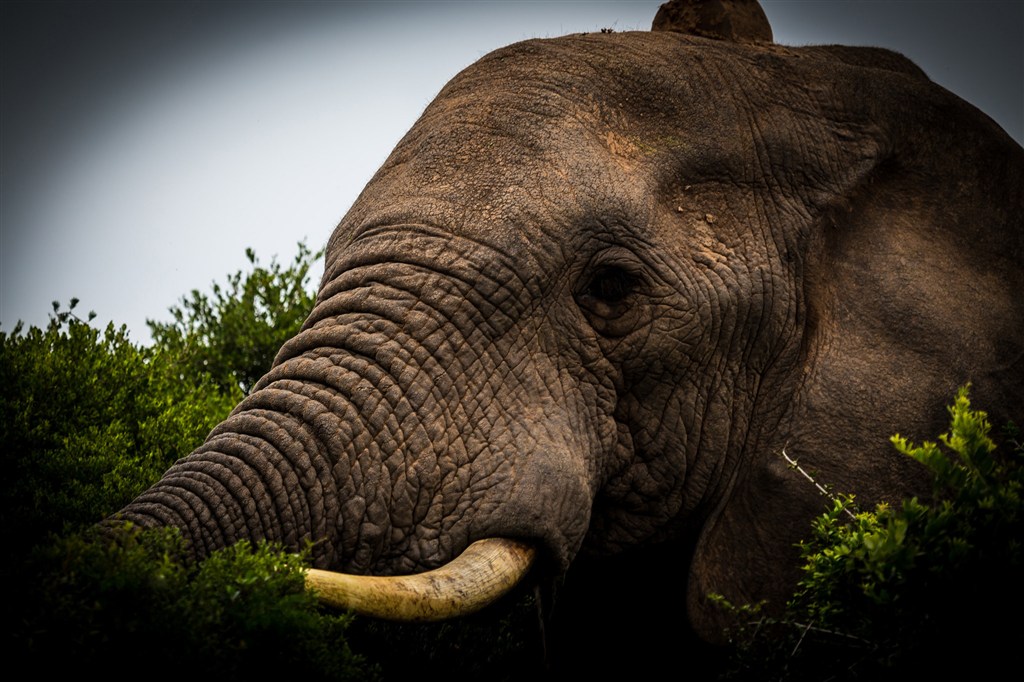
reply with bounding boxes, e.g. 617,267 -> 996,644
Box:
337,38 -> 722,254
339,31 -> 883,248
354,93 -> 656,243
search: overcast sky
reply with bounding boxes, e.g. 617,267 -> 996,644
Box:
2,0 -> 1022,345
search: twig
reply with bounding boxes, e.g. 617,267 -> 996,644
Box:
783,620 -> 874,647
790,619 -> 813,658
743,618 -> 873,646
781,448 -> 857,521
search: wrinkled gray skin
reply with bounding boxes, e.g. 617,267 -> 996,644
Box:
111,17 -> 1024,641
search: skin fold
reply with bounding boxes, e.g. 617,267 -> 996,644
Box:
107,1 -> 1023,643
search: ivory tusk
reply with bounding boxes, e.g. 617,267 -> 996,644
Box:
305,537 -> 536,621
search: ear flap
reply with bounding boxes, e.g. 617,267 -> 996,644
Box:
682,46 -> 1024,639
787,53 -> 1024,469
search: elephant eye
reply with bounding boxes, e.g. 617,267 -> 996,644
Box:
584,266 -> 639,304
576,265 -> 644,336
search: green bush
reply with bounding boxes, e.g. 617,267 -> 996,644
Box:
2,243 -> 378,681
148,242 -> 323,394
16,525 -> 377,681
0,301 -> 240,559
719,386 -> 1023,679
1,241 -> 321,556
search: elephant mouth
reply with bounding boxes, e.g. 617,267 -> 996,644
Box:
305,537 -> 537,621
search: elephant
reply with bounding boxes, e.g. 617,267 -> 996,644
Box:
105,0 -> 1023,656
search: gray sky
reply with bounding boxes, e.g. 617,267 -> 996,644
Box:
2,0 -> 1022,345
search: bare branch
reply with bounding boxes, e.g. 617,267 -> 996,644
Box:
781,449 -> 858,521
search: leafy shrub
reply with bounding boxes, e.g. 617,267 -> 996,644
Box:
148,242 -> 323,394
719,386 -> 1023,679
0,301 -> 240,560
1,241 -> 321,555
15,525 -> 377,681
2,243 -> 377,680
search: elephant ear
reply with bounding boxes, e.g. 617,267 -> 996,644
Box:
685,44 -> 1024,639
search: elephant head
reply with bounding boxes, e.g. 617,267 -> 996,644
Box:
106,0 -> 1024,643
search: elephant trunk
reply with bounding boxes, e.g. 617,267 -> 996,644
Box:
105,229 -> 601,619
107,401 -> 346,568
106,384 -> 538,618
104,276 -> 545,616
